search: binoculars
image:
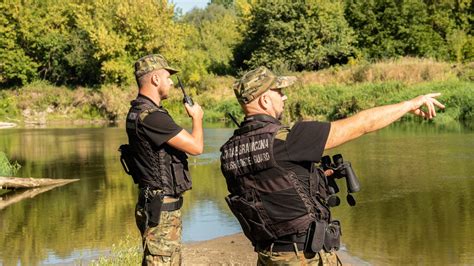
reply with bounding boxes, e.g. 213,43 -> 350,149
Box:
321,154 -> 360,207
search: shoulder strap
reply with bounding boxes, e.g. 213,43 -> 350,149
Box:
235,114 -> 282,135
234,122 -> 266,135
275,126 -> 290,141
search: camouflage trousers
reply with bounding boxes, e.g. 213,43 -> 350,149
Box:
136,204 -> 182,266
257,248 -> 342,266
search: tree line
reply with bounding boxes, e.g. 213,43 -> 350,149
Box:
1,0 -> 472,88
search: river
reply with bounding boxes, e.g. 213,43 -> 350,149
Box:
0,123 -> 473,265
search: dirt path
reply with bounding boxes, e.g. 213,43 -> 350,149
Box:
182,233 -> 369,265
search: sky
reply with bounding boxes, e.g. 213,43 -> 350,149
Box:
171,0 -> 209,14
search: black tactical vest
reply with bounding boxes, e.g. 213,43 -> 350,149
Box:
125,96 -> 192,196
220,115 -> 331,244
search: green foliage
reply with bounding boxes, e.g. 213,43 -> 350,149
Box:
284,80 -> 473,126
92,236 -> 141,265
2,0 -> 472,89
0,151 -> 21,176
0,2 -> 39,86
0,0 -> 190,87
457,62 -> 474,82
234,0 -> 357,71
211,0 -> 234,9
0,80 -> 135,122
344,0 -> 474,62
0,59 -> 471,127
182,3 -> 241,77
0,91 -> 20,118
73,0 -> 189,86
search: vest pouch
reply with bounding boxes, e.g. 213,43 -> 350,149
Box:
260,187 -> 308,223
323,220 -> 341,252
304,220 -> 327,258
170,162 -> 192,194
225,195 -> 276,243
118,144 -> 140,184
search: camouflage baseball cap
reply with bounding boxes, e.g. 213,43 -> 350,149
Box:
134,54 -> 179,78
233,66 -> 297,104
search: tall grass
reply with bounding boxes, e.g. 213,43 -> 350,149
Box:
90,236 -> 141,266
298,57 -> 468,85
285,80 -> 473,125
0,151 -> 21,176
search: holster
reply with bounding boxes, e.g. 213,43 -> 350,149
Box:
304,220 -> 327,259
139,189 -> 164,227
147,194 -> 164,227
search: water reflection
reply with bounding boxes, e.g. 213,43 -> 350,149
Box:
0,123 -> 473,265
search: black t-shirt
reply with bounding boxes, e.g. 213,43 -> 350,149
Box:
273,121 -> 331,190
137,96 -> 182,147
274,121 -> 330,163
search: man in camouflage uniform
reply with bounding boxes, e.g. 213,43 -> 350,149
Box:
123,54 -> 204,265
220,66 -> 444,265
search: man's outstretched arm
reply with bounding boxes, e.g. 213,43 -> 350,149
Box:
325,93 -> 445,150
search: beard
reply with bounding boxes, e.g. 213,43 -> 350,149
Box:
276,110 -> 283,120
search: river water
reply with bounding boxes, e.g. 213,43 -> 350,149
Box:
0,123 -> 473,265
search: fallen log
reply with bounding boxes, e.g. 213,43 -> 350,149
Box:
0,183 -> 66,210
0,176 -> 79,189
0,122 -> 17,128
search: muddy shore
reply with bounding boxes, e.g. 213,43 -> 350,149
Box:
182,233 -> 369,265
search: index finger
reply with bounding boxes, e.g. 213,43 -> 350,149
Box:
425,92 -> 441,98
431,98 -> 445,109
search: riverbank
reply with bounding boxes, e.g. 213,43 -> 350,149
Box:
182,233 -> 369,265
0,58 -> 472,127
92,232 -> 369,265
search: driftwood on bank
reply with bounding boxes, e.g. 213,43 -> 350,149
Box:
0,176 -> 79,189
0,177 -> 79,210
0,122 -> 17,128
0,183 -> 67,210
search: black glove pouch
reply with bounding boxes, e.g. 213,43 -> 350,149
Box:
304,220 -> 327,259
323,220 -> 341,252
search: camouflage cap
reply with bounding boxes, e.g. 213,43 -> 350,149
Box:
233,66 -> 297,104
134,54 -> 179,78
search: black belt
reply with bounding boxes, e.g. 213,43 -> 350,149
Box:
138,189 -> 183,212
162,197 -> 183,211
257,234 -> 307,252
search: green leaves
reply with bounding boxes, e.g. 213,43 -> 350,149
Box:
345,0 -> 473,62
1,0 -> 189,87
182,3 -> 241,78
1,0 -> 472,88
234,0 -> 357,72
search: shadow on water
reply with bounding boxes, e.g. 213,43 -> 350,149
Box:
0,122 -> 473,265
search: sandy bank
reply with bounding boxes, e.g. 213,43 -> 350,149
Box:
182,233 -> 369,265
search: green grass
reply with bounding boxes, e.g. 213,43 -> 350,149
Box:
0,151 -> 21,176
89,236 -> 141,266
285,80 -> 473,125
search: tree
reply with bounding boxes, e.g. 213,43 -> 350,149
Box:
73,0 -> 189,85
0,0 -> 191,87
210,0 -> 234,9
182,3 -> 241,76
0,5 -> 39,86
234,0 -> 356,72
344,0 -> 473,62
0,1 -> 77,86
